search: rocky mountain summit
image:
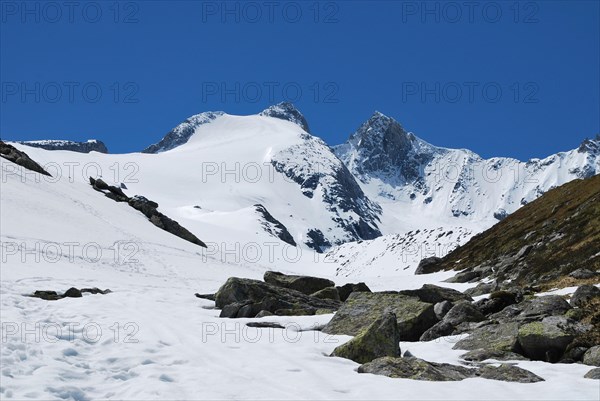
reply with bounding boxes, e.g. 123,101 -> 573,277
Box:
17,139 -> 108,153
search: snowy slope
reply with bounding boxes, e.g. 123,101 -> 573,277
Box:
2,155 -> 599,400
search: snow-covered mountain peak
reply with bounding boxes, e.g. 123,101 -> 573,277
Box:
578,134 -> 600,154
259,101 -> 310,133
142,111 -> 224,153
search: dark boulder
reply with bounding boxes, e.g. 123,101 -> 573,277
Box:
398,284 -> 472,304
63,288 -> 83,298
358,357 -> 475,381
336,282 -> 371,302
519,295 -> 572,321
477,364 -> 544,383
415,257 -> 443,275
263,271 -> 335,295
214,277 -> 339,318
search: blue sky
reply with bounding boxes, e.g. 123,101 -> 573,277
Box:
1,1 -> 598,159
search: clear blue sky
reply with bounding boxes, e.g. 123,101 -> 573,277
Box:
1,1 -> 599,159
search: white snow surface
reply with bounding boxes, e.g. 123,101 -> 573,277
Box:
1,113 -> 599,399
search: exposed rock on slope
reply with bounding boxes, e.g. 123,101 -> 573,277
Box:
17,139 -> 108,153
259,102 -> 310,133
0,141 -> 51,176
142,111 -> 224,153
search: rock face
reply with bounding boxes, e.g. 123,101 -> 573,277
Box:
322,292 -> 437,341
583,346 -> 600,366
0,141 -> 51,176
415,257 -> 442,275
214,277 -> 340,318
17,139 -> 108,153
263,271 -> 335,295
142,111 -> 224,153
358,357 -> 475,381
254,204 -> 296,246
517,321 -> 574,362
259,102 -> 310,133
331,312 -> 401,364
478,364 -> 544,383
570,285 -> 600,307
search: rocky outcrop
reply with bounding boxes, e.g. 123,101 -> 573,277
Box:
259,102 -> 310,133
584,368 -> 600,379
322,292 -> 437,341
331,312 -> 401,364
31,287 -> 111,301
17,139 -> 108,153
0,141 -> 51,176
142,111 -> 224,153
214,277 -> 340,318
453,322 -> 521,356
263,271 -> 335,295
89,179 -> 207,248
254,204 -> 296,246
414,257 -> 442,275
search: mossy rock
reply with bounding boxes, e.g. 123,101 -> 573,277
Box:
453,322 -> 520,353
331,312 -> 400,364
322,292 -> 437,341
517,321 -> 574,361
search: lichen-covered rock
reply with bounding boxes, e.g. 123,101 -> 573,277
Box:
310,287 -> 340,302
263,271 -> 335,295
570,285 -> 600,307
583,346 -> 600,366
322,292 -> 437,341
453,322 -> 520,354
517,321 -> 574,362
331,312 -> 400,364
358,357 -> 475,381
478,364 -> 544,383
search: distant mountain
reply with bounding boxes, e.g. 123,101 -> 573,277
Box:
334,112 -> 600,229
16,139 -> 108,153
